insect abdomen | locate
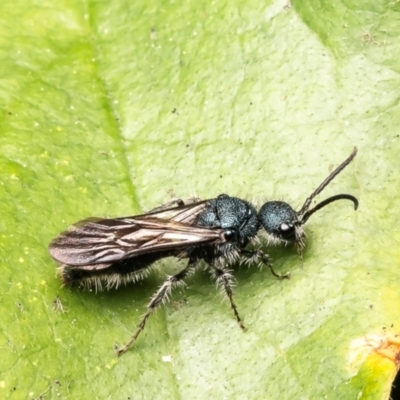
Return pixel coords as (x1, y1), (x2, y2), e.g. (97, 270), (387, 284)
(59, 251), (176, 290)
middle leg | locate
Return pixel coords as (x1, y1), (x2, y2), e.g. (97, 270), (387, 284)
(210, 265), (246, 331)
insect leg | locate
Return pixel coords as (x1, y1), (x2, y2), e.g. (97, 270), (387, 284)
(240, 249), (290, 279)
(210, 265), (246, 331)
(116, 256), (199, 356)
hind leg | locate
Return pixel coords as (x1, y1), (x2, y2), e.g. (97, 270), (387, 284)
(116, 256), (199, 356)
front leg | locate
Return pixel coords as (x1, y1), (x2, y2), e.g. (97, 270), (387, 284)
(240, 249), (290, 279)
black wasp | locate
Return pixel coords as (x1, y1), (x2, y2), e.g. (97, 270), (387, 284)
(49, 148), (358, 355)
(49, 195), (284, 356)
(259, 147), (358, 253)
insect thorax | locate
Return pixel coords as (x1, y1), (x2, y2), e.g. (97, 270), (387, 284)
(196, 195), (258, 247)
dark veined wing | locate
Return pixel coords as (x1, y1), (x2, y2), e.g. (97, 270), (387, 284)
(137, 198), (210, 224)
(49, 215), (225, 266)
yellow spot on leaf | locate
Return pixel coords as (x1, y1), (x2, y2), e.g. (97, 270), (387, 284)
(106, 359), (117, 369)
(348, 332), (400, 374)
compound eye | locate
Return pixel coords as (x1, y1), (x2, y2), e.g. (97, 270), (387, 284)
(280, 223), (291, 232)
(279, 223), (295, 240)
(224, 229), (238, 242)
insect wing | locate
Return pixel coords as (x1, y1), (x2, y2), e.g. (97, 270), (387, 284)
(139, 199), (210, 224)
(49, 216), (224, 266)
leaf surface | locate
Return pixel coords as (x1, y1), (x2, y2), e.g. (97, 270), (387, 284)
(1, 0), (399, 399)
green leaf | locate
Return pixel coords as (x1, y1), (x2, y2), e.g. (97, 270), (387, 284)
(1, 0), (399, 399)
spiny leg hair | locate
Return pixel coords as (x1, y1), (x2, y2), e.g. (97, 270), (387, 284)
(211, 265), (246, 331)
(116, 256), (199, 356)
(240, 249), (290, 279)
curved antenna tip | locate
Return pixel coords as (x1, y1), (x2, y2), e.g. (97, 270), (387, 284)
(300, 194), (359, 225)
